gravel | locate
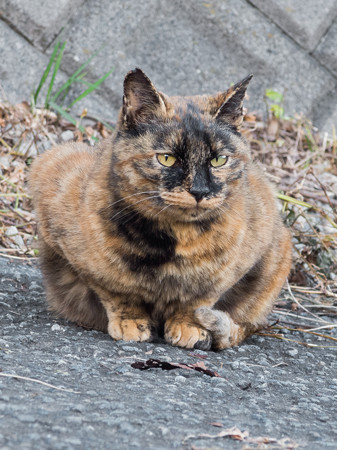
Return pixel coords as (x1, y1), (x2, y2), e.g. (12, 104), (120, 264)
(0, 256), (337, 449)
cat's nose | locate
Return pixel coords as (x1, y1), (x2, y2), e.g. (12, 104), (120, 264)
(190, 168), (211, 202)
(189, 185), (211, 202)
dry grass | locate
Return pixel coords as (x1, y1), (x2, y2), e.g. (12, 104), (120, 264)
(0, 101), (336, 339)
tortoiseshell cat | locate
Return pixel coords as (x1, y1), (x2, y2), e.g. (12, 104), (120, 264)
(29, 68), (291, 350)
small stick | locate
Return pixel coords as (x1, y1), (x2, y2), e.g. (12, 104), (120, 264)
(286, 281), (329, 323)
(305, 324), (337, 332)
(273, 325), (337, 342)
(289, 286), (328, 295)
(273, 309), (332, 324)
(0, 253), (36, 261)
(0, 373), (80, 393)
(257, 333), (337, 348)
(0, 137), (12, 150)
(0, 193), (31, 198)
(301, 304), (337, 311)
(310, 168), (336, 211)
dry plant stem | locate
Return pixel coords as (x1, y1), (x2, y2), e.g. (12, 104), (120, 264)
(286, 280), (329, 323)
(288, 189), (337, 207)
(0, 137), (12, 150)
(310, 168), (336, 211)
(0, 372), (79, 393)
(0, 193), (31, 198)
(0, 253), (38, 260)
(273, 325), (337, 342)
(0, 248), (26, 253)
(290, 286), (329, 295)
(305, 324), (337, 331)
(293, 247), (328, 286)
(274, 309), (332, 323)
(302, 304), (337, 311)
(257, 332), (337, 348)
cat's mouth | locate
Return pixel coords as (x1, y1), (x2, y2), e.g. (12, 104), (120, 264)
(158, 191), (224, 221)
(160, 191), (223, 210)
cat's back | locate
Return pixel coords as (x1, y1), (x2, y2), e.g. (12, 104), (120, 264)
(30, 141), (96, 193)
(29, 141), (98, 242)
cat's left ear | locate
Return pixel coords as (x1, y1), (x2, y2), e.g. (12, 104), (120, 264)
(122, 68), (167, 128)
(215, 74), (253, 129)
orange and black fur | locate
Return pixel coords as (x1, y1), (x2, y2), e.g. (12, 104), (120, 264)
(29, 68), (291, 350)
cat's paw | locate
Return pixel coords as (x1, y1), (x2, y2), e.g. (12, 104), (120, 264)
(108, 318), (152, 342)
(194, 307), (242, 350)
(164, 319), (212, 350)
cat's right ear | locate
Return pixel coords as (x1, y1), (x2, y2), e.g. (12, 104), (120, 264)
(214, 74), (253, 129)
(122, 68), (167, 128)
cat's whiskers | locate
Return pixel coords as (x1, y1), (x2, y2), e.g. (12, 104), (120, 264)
(216, 205), (245, 224)
(108, 195), (162, 222)
(151, 204), (173, 220)
(101, 190), (160, 212)
(117, 202), (163, 227)
(217, 201), (245, 221)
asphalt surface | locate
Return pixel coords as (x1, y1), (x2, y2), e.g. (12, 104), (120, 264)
(0, 256), (337, 449)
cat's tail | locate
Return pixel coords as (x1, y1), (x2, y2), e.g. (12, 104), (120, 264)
(194, 307), (258, 350)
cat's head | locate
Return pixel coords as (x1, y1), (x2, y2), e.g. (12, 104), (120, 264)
(110, 68), (253, 224)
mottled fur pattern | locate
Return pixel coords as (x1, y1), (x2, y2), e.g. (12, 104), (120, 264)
(29, 68), (292, 350)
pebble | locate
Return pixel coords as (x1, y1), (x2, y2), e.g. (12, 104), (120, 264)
(174, 375), (186, 383)
(0, 155), (11, 171)
(4, 229), (25, 248)
(51, 324), (62, 331)
(153, 347), (168, 353)
(287, 348), (299, 357)
(231, 361), (240, 369)
(121, 345), (142, 353)
(114, 365), (131, 374)
(60, 130), (75, 142)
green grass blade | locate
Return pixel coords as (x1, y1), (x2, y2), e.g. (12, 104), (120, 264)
(45, 41), (66, 108)
(49, 101), (86, 133)
(68, 68), (114, 108)
(33, 40), (61, 105)
(277, 193), (313, 209)
(51, 71), (88, 104)
(51, 47), (104, 103)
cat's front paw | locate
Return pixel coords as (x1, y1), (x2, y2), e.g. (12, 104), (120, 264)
(164, 318), (212, 350)
(108, 317), (152, 342)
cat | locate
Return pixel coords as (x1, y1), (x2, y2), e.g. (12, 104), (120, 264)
(29, 68), (292, 350)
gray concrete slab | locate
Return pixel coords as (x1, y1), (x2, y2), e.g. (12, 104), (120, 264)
(58, 0), (337, 131)
(248, 0), (337, 51)
(0, 20), (114, 121)
(315, 19), (337, 77)
(0, 0), (85, 50)
(0, 21), (48, 104)
(180, 0), (337, 131)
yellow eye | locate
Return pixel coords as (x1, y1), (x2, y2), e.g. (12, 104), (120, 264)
(157, 154), (177, 167)
(210, 155), (228, 168)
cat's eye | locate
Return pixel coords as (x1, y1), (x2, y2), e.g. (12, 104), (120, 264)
(210, 155), (228, 168)
(157, 154), (177, 167)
